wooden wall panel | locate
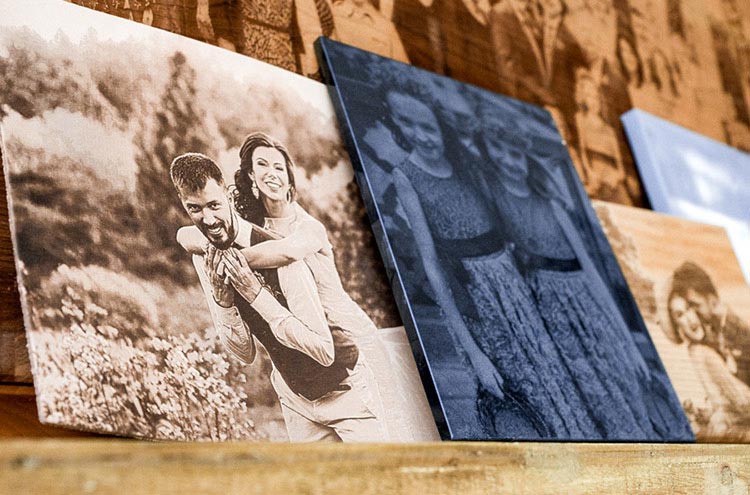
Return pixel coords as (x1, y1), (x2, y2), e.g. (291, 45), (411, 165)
(66, 0), (750, 206)
(0, 385), (97, 438)
(0, 151), (29, 383)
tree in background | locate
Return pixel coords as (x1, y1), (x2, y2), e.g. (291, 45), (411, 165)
(135, 51), (213, 284)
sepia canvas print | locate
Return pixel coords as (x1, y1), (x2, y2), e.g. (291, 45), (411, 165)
(596, 202), (750, 442)
(317, 38), (693, 441)
(0, 0), (438, 442)
(622, 109), (750, 284)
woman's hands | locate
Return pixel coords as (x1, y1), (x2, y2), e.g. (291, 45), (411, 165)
(450, 315), (506, 399)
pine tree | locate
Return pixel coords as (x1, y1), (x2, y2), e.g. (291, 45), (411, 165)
(135, 51), (212, 284)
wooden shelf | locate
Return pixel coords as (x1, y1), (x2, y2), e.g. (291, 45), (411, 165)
(2, 438), (749, 493)
(0, 385), (746, 493)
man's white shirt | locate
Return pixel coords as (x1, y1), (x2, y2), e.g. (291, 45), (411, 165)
(192, 216), (335, 367)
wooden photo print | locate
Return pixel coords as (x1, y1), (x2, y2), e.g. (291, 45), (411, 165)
(596, 201), (750, 442)
(0, 0), (436, 442)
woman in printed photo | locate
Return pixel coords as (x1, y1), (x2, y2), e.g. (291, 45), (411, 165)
(478, 106), (669, 439)
(665, 273), (750, 438)
(363, 72), (597, 439)
(176, 132), (409, 439)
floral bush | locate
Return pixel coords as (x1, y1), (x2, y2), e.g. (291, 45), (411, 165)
(28, 264), (285, 440)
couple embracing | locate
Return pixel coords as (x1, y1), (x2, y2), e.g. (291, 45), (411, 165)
(170, 132), (390, 442)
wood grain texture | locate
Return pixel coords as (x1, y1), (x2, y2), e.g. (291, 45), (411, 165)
(2, 440), (750, 494)
(0, 149), (30, 383)
(64, 0), (750, 207)
(0, 385), (98, 438)
(595, 201), (750, 443)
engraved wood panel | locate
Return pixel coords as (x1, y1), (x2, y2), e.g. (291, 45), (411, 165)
(65, 0), (750, 206)
(595, 200), (750, 442)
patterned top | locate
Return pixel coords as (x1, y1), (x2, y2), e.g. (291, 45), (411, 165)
(233, 0), (297, 71)
(400, 159), (495, 242)
(495, 188), (576, 260)
(236, 0), (294, 31)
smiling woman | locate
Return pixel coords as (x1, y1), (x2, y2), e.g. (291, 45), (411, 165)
(234, 132), (299, 223)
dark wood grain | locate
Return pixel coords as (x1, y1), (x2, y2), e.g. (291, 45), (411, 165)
(64, 0), (750, 206)
(0, 150), (29, 383)
(0, 385), (98, 438)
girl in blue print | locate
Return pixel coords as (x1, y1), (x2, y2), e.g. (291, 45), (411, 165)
(365, 73), (598, 439)
(477, 106), (664, 439)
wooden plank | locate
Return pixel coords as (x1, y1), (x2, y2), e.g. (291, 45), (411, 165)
(0, 386), (99, 438)
(0, 440), (749, 494)
(595, 201), (750, 443)
(0, 152), (29, 383)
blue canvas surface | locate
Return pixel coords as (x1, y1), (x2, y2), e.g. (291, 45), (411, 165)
(622, 109), (750, 283)
(317, 37), (694, 442)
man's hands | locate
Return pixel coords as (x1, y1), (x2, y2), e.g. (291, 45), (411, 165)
(206, 246), (265, 306)
(222, 248), (263, 304)
(206, 245), (234, 307)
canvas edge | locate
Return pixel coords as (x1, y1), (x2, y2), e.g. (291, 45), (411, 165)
(620, 109), (671, 213)
(314, 37), (455, 441)
(316, 40), (695, 442)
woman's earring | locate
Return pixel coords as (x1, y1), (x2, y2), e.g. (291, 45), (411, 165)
(287, 186), (294, 203)
(251, 177), (259, 199)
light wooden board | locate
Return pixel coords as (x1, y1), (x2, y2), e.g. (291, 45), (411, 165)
(2, 439), (750, 494)
(1, 382), (749, 493)
(595, 200), (750, 443)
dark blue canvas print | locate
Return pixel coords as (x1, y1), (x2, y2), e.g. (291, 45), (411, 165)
(317, 37), (694, 442)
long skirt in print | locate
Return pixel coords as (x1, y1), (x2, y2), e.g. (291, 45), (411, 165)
(528, 268), (657, 440)
(461, 249), (599, 439)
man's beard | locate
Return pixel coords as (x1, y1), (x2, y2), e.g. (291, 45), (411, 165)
(202, 212), (238, 250)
